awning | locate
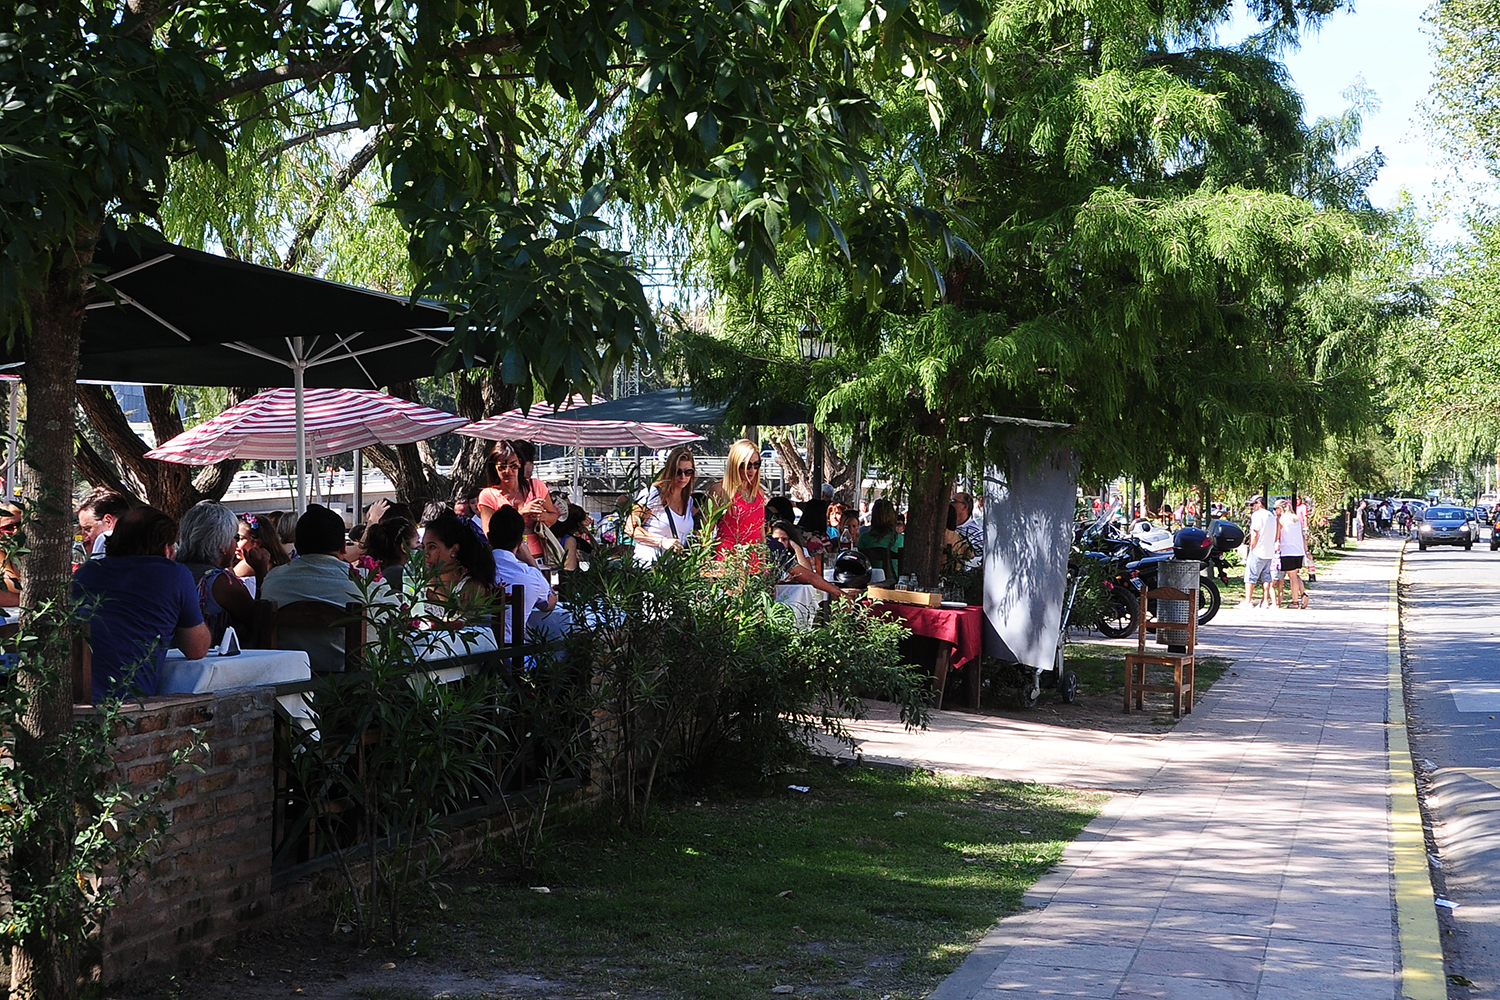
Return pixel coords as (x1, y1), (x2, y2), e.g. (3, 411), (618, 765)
(546, 388), (810, 427)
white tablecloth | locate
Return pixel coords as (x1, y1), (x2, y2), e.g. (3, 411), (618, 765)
(160, 647), (311, 695)
(411, 626), (500, 685)
(775, 584), (827, 629)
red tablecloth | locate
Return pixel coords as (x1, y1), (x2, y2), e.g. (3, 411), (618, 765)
(871, 602), (984, 669)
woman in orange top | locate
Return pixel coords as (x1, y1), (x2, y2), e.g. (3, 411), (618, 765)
(709, 438), (766, 559)
(477, 440), (559, 566)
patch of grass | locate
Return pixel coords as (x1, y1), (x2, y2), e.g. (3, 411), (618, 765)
(410, 761), (1106, 1000)
(1064, 642), (1231, 702)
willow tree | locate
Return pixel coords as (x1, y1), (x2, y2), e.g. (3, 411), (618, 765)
(687, 0), (1375, 585)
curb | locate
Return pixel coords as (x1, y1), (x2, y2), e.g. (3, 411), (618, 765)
(1388, 539), (1446, 1000)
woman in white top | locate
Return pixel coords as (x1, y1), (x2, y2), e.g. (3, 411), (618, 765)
(1276, 498), (1309, 609)
(629, 445), (697, 565)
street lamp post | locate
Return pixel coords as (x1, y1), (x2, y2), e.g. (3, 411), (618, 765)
(797, 318), (834, 498)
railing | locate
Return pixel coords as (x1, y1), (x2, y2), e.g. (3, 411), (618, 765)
(269, 594), (573, 876)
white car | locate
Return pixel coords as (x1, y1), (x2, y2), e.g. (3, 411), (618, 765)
(230, 471), (272, 492)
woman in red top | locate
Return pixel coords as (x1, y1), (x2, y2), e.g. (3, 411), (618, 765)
(710, 438), (766, 559)
(477, 440), (560, 565)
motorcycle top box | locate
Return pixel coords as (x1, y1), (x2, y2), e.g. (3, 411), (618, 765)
(1208, 518), (1245, 551)
(1172, 526), (1211, 561)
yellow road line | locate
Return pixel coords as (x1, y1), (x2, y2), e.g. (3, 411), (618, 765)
(1390, 540), (1447, 1000)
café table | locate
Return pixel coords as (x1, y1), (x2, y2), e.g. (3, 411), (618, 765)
(411, 625), (500, 685)
(870, 601), (984, 710)
(774, 583), (826, 629)
(160, 646), (312, 695)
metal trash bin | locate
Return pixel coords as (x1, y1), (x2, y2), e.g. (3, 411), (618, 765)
(1156, 559), (1199, 652)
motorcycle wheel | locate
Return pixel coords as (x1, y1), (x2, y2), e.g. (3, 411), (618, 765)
(1197, 575), (1222, 626)
(1097, 590), (1140, 639)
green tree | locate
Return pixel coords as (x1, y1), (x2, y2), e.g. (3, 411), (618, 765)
(689, 1), (1373, 585)
(1427, 0), (1500, 171)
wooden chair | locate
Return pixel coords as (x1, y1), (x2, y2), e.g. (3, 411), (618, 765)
(252, 600), (365, 671)
(860, 545), (896, 583)
(487, 587), (529, 679)
(1123, 582), (1196, 717)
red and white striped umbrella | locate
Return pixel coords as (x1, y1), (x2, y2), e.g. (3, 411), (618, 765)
(457, 398), (703, 449)
(145, 387), (468, 464)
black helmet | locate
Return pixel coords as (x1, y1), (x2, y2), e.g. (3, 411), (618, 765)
(1171, 526), (1211, 562)
(832, 550), (872, 588)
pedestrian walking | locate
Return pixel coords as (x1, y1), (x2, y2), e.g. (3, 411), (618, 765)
(1275, 498), (1308, 608)
(1242, 495), (1278, 610)
(1354, 499), (1367, 542)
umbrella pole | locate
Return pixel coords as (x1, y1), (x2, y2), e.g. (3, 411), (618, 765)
(294, 340), (307, 514)
(573, 427), (582, 508)
(353, 449), (363, 522)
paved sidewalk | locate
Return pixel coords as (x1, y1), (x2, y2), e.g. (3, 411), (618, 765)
(839, 538), (1417, 1000)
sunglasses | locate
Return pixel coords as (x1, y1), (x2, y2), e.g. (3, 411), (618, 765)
(743, 461), (762, 470)
(494, 462), (520, 472)
(676, 467), (696, 477)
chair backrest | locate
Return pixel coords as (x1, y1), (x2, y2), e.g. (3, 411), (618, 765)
(487, 587), (529, 650)
(861, 545), (896, 581)
(1137, 584), (1198, 653)
(252, 599), (365, 670)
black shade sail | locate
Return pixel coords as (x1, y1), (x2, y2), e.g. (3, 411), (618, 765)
(550, 388), (810, 427)
(0, 237), (457, 387)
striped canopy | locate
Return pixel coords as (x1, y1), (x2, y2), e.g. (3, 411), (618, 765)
(145, 387), (467, 464)
(458, 397), (704, 449)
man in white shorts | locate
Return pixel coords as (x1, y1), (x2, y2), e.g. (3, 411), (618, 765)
(1243, 495), (1279, 609)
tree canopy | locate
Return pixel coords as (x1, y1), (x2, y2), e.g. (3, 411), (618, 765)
(684, 0), (1375, 581)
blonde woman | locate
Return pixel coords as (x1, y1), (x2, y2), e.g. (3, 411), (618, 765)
(629, 445), (698, 565)
(709, 438), (766, 559)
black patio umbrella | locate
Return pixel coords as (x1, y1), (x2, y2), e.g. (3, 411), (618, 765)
(0, 236), (462, 509)
(550, 387), (810, 427)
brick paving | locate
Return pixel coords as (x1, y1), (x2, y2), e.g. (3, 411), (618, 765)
(840, 539), (1405, 1000)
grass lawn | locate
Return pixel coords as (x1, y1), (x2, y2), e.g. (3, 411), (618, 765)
(392, 761), (1106, 1000)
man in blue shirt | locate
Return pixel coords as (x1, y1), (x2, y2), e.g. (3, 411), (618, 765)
(73, 505), (210, 703)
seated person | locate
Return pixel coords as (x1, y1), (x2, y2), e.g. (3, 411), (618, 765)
(858, 498), (900, 577)
(260, 504), (364, 673)
(487, 506), (564, 644)
(0, 504), (22, 608)
(175, 501), (256, 643)
(76, 486), (130, 559)
(553, 503), (594, 571)
(73, 506), (211, 702)
(765, 495), (796, 524)
(767, 520), (845, 599)
(233, 512), (291, 596)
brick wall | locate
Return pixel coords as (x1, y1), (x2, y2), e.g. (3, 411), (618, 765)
(87, 685), (595, 986)
(95, 689), (277, 984)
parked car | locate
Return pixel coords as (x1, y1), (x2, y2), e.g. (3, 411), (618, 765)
(1415, 506), (1480, 551)
(229, 470), (273, 492)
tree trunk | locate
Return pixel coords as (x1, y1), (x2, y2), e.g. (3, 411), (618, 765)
(10, 239), (91, 1000)
(448, 368), (516, 498)
(75, 384), (246, 518)
(902, 445), (952, 588)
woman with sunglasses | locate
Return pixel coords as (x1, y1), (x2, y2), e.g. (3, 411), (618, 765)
(478, 440), (560, 566)
(709, 438), (767, 559)
(629, 445), (698, 565)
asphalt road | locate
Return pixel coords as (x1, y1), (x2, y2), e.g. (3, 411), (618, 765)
(1402, 532), (1500, 997)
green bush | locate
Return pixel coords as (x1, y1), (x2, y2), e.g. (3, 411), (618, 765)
(563, 537), (926, 823)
